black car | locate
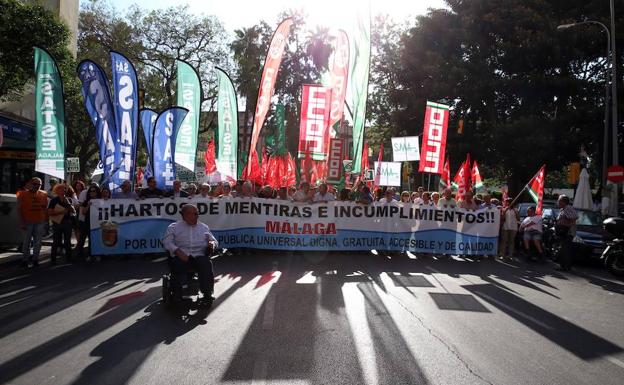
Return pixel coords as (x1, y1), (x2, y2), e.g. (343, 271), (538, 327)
(542, 207), (611, 261)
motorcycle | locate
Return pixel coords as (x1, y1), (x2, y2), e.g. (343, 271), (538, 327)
(601, 217), (624, 277)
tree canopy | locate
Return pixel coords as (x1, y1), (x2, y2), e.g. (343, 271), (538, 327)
(5, 0), (624, 189)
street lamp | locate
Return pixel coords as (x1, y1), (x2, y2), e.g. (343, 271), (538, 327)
(557, 21), (611, 191)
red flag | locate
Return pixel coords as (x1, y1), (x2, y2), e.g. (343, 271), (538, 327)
(361, 142), (370, 178)
(527, 165), (546, 214)
(439, 157), (451, 189)
(136, 167), (144, 185)
(301, 149), (318, 185)
(472, 160), (484, 189)
(419, 101), (449, 174)
(260, 146), (268, 184)
(373, 143), (384, 188)
(453, 154), (471, 201)
(286, 153), (297, 187)
(245, 18), (294, 181)
(204, 140), (216, 174)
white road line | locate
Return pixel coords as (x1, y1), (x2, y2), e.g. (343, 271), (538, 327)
(0, 294), (34, 309)
(474, 291), (554, 331)
(250, 359), (268, 385)
(262, 290), (277, 331)
(606, 356), (624, 370)
(0, 285), (36, 299)
(0, 274), (29, 285)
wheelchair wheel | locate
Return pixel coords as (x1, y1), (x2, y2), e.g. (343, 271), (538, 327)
(162, 274), (172, 306)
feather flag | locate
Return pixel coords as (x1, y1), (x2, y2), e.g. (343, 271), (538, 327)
(244, 18), (293, 182)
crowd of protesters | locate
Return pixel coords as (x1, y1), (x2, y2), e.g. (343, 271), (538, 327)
(16, 175), (574, 271)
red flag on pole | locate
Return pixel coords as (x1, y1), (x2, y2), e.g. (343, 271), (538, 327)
(453, 154), (471, 201)
(205, 140), (216, 174)
(439, 157), (451, 189)
(527, 165), (546, 214)
(260, 146), (270, 185)
(361, 142), (370, 177)
(472, 160), (484, 190)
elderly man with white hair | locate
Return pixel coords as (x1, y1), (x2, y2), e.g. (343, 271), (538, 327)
(163, 204), (218, 305)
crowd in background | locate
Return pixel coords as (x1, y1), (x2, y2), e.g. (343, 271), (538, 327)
(18, 175), (542, 268)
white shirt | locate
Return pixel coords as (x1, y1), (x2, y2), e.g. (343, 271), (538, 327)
(313, 192), (335, 202)
(437, 197), (456, 209)
(379, 197), (396, 204)
(163, 220), (218, 257)
(521, 215), (542, 233)
(503, 208), (519, 231)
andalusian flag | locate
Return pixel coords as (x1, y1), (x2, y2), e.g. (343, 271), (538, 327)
(472, 161), (484, 189)
(527, 165), (546, 214)
(440, 158), (451, 189)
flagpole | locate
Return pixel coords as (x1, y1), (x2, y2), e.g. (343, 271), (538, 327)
(509, 166), (544, 207)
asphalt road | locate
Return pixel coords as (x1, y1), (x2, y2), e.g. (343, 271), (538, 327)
(0, 248), (623, 385)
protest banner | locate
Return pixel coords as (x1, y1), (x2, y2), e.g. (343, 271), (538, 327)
(298, 84), (332, 160)
(419, 101), (449, 174)
(373, 161), (402, 186)
(90, 198), (499, 255)
(391, 136), (420, 162)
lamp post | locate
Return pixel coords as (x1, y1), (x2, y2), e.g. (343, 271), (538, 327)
(557, 21), (611, 191)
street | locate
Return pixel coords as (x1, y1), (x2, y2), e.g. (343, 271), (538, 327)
(0, 248), (623, 385)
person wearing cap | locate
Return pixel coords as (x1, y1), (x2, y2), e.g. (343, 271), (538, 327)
(199, 183), (212, 198)
(17, 177), (48, 267)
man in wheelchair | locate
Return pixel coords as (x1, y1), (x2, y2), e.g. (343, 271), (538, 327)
(163, 204), (218, 306)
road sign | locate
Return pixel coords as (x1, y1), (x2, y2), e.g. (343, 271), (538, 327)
(607, 165), (624, 183)
(66, 157), (80, 173)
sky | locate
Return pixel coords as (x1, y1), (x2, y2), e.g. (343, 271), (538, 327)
(101, 0), (449, 31)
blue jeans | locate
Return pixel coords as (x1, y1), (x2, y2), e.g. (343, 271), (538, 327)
(22, 222), (46, 262)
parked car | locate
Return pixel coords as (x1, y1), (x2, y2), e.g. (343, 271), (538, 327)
(542, 207), (611, 262)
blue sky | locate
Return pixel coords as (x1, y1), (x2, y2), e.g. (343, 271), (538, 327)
(100, 0), (448, 31)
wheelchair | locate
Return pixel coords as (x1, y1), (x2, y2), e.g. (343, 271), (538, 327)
(162, 247), (219, 308)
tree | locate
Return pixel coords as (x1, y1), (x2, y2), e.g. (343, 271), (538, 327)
(126, 4), (230, 113)
(367, 0), (624, 192)
(0, 0), (71, 101)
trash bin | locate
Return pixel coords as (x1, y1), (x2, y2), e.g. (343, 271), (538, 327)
(0, 193), (22, 250)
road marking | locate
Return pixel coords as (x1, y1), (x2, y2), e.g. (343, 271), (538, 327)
(151, 257), (167, 263)
(474, 291), (554, 331)
(50, 263), (72, 270)
(0, 274), (29, 285)
(606, 356), (624, 369)
(251, 359), (268, 385)
(0, 294), (34, 308)
(0, 285), (36, 299)
(261, 261), (279, 330)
